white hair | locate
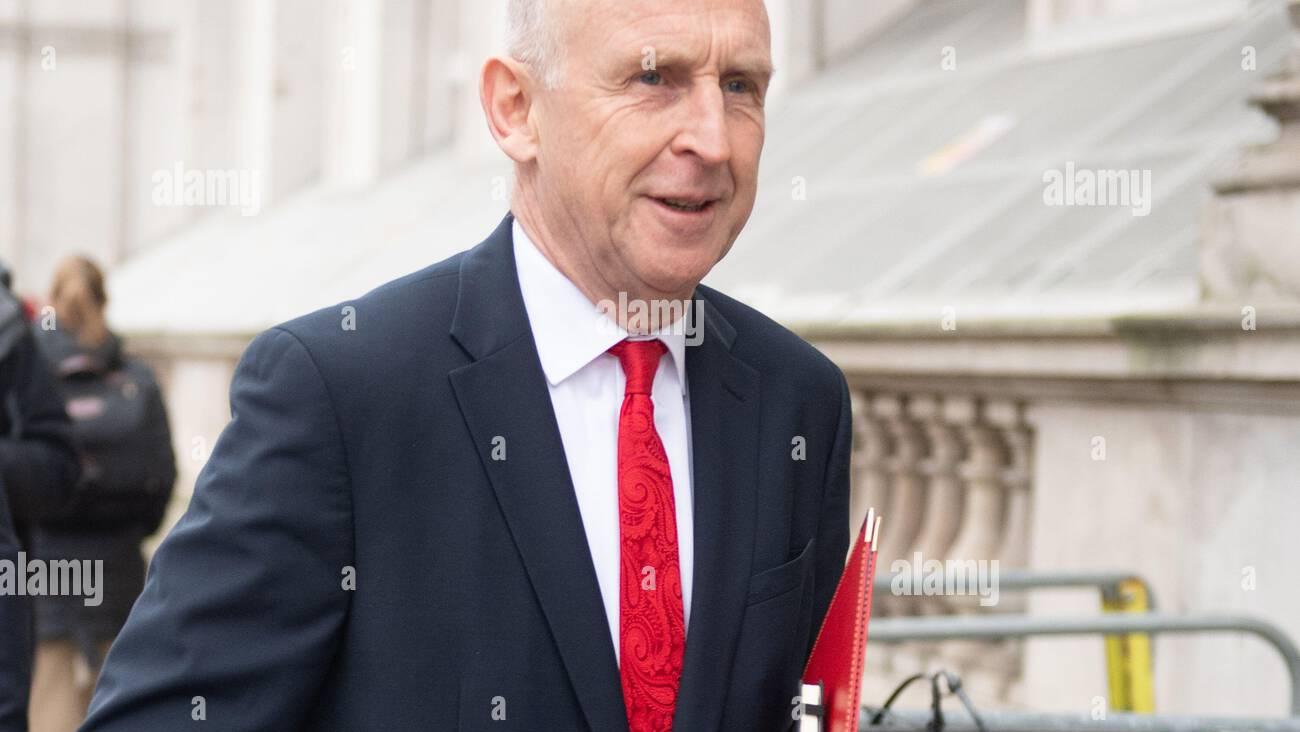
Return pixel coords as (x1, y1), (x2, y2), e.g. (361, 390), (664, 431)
(506, 0), (565, 90)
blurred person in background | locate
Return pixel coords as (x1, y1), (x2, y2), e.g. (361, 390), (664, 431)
(0, 261), (81, 732)
(28, 257), (176, 732)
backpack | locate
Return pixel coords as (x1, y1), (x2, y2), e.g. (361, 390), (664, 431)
(39, 330), (176, 534)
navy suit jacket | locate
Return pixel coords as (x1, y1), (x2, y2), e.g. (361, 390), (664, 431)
(82, 213), (851, 732)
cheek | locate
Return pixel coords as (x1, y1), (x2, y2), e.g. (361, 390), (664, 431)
(588, 106), (670, 190)
(614, 141), (673, 195)
(731, 123), (766, 186)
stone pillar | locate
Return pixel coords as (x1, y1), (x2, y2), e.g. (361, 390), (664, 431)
(873, 394), (928, 606)
(8, 1), (128, 290)
(913, 395), (968, 565)
(941, 399), (1010, 696)
(872, 394), (930, 676)
(988, 399), (1035, 699)
(906, 394), (966, 613)
(323, 0), (384, 187)
(988, 400), (1034, 588)
(943, 399), (1007, 592)
(903, 394), (965, 666)
(1201, 0), (1300, 303)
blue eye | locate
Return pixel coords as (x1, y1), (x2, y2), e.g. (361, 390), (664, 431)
(725, 78), (752, 94)
(639, 70), (663, 86)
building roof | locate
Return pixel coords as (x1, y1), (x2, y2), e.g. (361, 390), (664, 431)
(108, 0), (1293, 336)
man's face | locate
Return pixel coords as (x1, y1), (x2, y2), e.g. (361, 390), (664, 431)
(531, 0), (772, 299)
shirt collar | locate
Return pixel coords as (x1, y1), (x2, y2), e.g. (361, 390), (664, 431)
(512, 218), (688, 394)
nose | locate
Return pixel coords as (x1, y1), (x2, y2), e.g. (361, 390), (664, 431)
(670, 81), (732, 166)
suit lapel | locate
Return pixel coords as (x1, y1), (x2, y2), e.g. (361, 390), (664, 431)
(449, 214), (629, 732)
(671, 296), (761, 732)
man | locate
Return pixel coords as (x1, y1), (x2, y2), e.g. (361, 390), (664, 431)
(0, 265), (81, 732)
(82, 1), (851, 730)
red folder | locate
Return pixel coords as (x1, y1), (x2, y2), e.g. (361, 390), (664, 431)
(799, 509), (882, 732)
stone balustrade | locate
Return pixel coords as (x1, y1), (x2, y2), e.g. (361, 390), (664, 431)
(849, 388), (1034, 705)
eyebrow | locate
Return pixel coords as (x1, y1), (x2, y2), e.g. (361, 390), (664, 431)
(729, 58), (776, 80)
(626, 50), (775, 80)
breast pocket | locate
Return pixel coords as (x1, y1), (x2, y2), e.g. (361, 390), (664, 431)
(746, 536), (816, 606)
(727, 536), (817, 731)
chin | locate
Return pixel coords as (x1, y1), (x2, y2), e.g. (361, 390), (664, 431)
(616, 214), (731, 292)
(632, 254), (720, 297)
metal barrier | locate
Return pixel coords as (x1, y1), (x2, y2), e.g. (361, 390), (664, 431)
(869, 613), (1300, 715)
(861, 708), (1300, 731)
(873, 570), (1159, 611)
(1101, 579), (1154, 712)
(874, 570), (1161, 709)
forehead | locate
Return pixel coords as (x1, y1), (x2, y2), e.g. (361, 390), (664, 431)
(568, 0), (772, 71)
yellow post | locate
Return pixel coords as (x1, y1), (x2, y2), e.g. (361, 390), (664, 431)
(1101, 579), (1155, 712)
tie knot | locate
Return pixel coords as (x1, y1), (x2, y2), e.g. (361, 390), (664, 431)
(608, 338), (667, 395)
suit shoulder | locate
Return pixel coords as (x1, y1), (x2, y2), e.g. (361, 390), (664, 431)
(699, 284), (846, 392)
(267, 252), (466, 349)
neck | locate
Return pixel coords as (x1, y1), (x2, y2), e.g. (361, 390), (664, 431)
(510, 182), (695, 334)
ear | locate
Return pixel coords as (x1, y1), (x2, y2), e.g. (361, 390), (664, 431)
(480, 56), (540, 164)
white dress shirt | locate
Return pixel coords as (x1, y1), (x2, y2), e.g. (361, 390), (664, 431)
(512, 219), (694, 666)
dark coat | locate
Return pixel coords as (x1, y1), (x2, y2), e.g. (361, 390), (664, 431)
(0, 291), (81, 732)
(32, 327), (177, 661)
(82, 213), (852, 732)
(0, 485), (31, 732)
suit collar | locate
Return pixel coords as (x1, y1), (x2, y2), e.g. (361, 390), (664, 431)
(449, 212), (533, 360)
(452, 212), (726, 370)
(510, 217), (688, 394)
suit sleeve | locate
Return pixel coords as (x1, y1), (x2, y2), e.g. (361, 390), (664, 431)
(0, 326), (80, 521)
(804, 370), (853, 663)
(81, 327), (354, 732)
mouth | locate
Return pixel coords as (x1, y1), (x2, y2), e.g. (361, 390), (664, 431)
(650, 196), (718, 214)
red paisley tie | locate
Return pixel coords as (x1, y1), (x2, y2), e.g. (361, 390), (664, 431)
(609, 338), (685, 732)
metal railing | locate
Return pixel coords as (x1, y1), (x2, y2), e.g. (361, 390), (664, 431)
(875, 568), (1161, 708)
(873, 569), (1158, 610)
(869, 613), (1300, 715)
(861, 708), (1300, 731)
